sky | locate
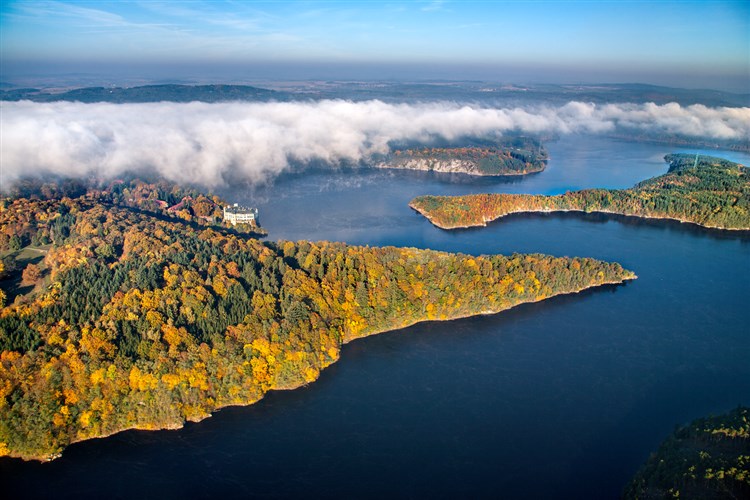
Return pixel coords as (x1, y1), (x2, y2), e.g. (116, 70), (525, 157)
(1, 1), (749, 90)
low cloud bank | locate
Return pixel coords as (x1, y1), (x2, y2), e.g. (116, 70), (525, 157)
(2, 99), (748, 188)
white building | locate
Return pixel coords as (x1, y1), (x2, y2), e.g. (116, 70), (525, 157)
(223, 203), (259, 225)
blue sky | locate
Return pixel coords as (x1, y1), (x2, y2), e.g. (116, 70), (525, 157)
(1, 1), (748, 89)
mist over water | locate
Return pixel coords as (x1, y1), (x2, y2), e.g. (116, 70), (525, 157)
(1, 99), (748, 189)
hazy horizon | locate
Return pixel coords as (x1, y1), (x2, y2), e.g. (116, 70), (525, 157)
(2, 60), (749, 94)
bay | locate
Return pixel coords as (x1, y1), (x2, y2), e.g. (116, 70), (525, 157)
(4, 135), (749, 499)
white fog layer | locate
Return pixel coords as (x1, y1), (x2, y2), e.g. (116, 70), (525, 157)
(1, 100), (748, 188)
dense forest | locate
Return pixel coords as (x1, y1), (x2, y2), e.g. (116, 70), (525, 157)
(0, 180), (634, 460)
(1, 176), (265, 246)
(377, 138), (548, 176)
(624, 406), (750, 499)
(410, 154), (749, 230)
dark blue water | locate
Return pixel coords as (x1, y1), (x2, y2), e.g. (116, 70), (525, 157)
(3, 135), (749, 499)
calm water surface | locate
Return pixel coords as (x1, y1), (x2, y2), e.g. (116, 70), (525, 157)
(4, 135), (750, 499)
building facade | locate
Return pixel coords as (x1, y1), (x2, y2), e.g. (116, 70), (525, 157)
(223, 204), (258, 225)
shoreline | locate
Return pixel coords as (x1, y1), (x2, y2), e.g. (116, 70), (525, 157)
(340, 274), (636, 344)
(409, 203), (750, 232)
(4, 272), (634, 463)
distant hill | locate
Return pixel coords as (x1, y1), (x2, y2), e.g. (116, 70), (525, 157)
(0, 84), (286, 103)
(282, 81), (750, 108)
(541, 83), (750, 108)
(2, 81), (747, 107)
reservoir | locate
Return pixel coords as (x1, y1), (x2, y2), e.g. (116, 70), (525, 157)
(4, 135), (749, 499)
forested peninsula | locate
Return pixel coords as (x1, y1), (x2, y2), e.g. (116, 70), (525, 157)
(624, 406), (750, 499)
(410, 154), (749, 230)
(375, 138), (548, 176)
(0, 179), (634, 461)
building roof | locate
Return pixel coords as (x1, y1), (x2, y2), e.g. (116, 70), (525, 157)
(224, 204), (257, 215)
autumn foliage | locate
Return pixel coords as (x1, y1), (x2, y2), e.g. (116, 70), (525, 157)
(410, 154), (750, 230)
(0, 180), (634, 460)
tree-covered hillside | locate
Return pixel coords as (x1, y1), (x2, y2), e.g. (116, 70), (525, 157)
(0, 182), (634, 460)
(410, 154), (749, 230)
(624, 406), (750, 499)
(378, 138), (548, 176)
